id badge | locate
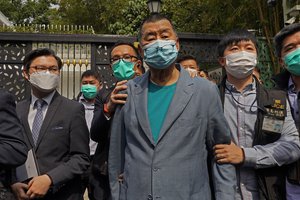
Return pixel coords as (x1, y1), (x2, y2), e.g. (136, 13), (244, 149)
(262, 116), (284, 133)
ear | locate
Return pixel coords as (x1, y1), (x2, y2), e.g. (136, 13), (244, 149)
(138, 43), (144, 58)
(279, 57), (285, 69)
(22, 69), (30, 81)
(176, 38), (180, 51)
(134, 60), (143, 76)
(218, 57), (226, 67)
(135, 60), (142, 68)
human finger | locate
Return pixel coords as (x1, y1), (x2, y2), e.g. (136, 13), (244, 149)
(113, 85), (128, 94)
(214, 149), (227, 155)
(216, 158), (229, 164)
(116, 80), (128, 86)
(213, 144), (227, 150)
(111, 93), (127, 101)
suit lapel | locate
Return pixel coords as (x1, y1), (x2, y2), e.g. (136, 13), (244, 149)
(157, 69), (194, 143)
(19, 100), (35, 148)
(35, 92), (61, 149)
(133, 72), (155, 145)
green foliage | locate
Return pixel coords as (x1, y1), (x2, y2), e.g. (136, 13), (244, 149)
(160, 0), (260, 34)
(0, 0), (283, 37)
(0, 0), (59, 24)
(108, 0), (149, 35)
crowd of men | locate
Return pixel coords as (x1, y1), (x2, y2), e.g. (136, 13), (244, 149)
(2, 13), (300, 200)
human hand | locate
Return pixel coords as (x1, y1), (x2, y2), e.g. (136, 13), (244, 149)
(11, 182), (29, 200)
(26, 175), (52, 199)
(106, 80), (128, 116)
(214, 141), (245, 164)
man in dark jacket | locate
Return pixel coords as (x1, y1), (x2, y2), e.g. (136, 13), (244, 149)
(273, 23), (300, 200)
(215, 29), (300, 200)
(90, 42), (144, 200)
(0, 89), (27, 200)
(11, 48), (90, 200)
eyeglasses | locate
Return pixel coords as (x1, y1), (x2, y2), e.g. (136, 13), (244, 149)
(30, 65), (60, 73)
(110, 55), (138, 65)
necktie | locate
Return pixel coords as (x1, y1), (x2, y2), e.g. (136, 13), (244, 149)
(32, 99), (46, 145)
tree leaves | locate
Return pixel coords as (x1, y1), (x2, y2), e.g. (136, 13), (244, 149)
(0, 0), (283, 37)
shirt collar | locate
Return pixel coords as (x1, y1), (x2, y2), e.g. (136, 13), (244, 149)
(78, 94), (95, 107)
(288, 76), (296, 93)
(225, 78), (256, 93)
(31, 90), (56, 106)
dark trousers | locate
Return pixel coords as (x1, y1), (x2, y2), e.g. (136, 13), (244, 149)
(82, 156), (111, 200)
(88, 174), (110, 200)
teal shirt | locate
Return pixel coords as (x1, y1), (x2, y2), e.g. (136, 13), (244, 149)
(148, 81), (177, 143)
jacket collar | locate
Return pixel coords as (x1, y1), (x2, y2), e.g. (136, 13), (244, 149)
(272, 70), (291, 90)
(132, 65), (194, 145)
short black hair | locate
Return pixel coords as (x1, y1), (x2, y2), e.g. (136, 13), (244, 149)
(176, 55), (198, 64)
(138, 13), (177, 42)
(274, 23), (300, 57)
(81, 70), (101, 82)
(23, 48), (63, 71)
(109, 41), (140, 61)
(217, 29), (258, 57)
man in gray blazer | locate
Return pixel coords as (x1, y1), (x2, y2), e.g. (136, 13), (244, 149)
(108, 14), (236, 200)
(11, 48), (90, 200)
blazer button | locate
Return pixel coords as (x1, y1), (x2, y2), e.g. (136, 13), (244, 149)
(147, 194), (153, 200)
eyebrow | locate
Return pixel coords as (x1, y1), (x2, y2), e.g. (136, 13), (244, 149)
(143, 27), (172, 37)
(282, 42), (295, 50)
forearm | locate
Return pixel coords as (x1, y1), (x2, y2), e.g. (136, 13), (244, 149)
(243, 139), (300, 168)
(47, 153), (90, 185)
(212, 161), (236, 200)
(90, 108), (112, 142)
(244, 103), (300, 168)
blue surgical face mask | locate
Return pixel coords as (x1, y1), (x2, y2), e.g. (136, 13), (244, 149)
(143, 39), (178, 69)
(112, 59), (135, 81)
(81, 84), (98, 99)
(284, 48), (300, 76)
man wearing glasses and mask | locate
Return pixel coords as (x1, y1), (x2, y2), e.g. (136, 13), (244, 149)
(11, 48), (90, 200)
(89, 42), (144, 200)
(108, 14), (236, 200)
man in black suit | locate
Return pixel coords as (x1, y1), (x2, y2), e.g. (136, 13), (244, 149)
(0, 89), (27, 200)
(90, 42), (144, 200)
(11, 48), (90, 200)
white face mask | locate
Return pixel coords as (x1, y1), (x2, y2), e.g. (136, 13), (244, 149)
(185, 68), (198, 76)
(225, 51), (257, 79)
(29, 72), (60, 93)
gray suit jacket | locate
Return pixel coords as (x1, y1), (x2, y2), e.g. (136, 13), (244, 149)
(109, 68), (236, 200)
(16, 91), (90, 200)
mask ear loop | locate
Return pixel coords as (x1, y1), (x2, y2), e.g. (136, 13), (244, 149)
(225, 84), (266, 113)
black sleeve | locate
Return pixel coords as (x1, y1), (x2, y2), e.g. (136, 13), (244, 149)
(90, 88), (112, 147)
(0, 90), (28, 168)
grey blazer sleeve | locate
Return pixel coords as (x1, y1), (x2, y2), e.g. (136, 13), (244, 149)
(0, 90), (27, 168)
(206, 85), (236, 200)
(108, 104), (126, 200)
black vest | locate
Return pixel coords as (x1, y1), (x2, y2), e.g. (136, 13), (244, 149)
(273, 70), (300, 186)
(219, 77), (287, 200)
